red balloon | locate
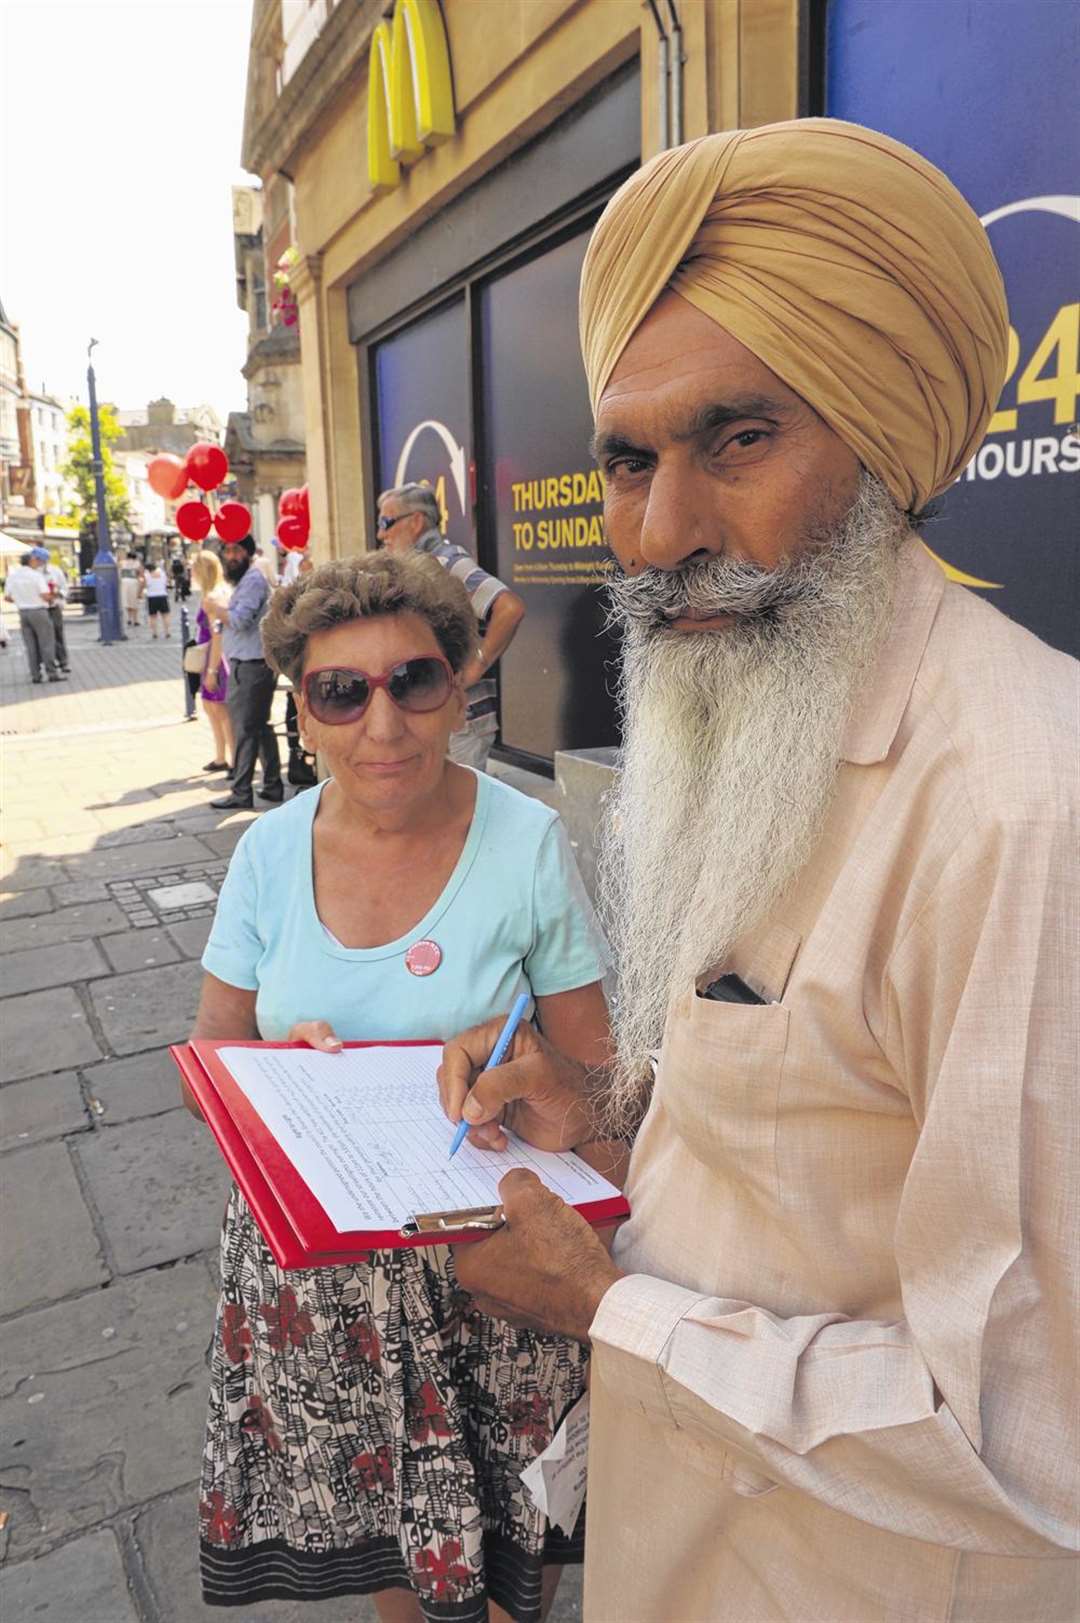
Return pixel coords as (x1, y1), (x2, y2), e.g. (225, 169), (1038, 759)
(185, 442), (229, 492)
(277, 514), (310, 551)
(176, 500), (212, 542)
(279, 486), (309, 523)
(212, 501), (253, 544)
(147, 453), (188, 500)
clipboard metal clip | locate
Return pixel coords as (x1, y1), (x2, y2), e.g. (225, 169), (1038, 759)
(400, 1204), (505, 1238)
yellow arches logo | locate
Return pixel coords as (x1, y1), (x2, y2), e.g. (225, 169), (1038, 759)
(368, 0), (455, 194)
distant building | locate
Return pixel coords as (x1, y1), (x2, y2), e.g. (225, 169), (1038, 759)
(115, 398), (223, 459)
(111, 449), (167, 538)
(0, 295), (35, 524)
(27, 390), (74, 518)
(113, 399), (223, 535)
(224, 184), (306, 545)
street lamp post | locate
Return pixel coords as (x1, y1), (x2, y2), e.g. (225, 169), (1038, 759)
(87, 339), (124, 643)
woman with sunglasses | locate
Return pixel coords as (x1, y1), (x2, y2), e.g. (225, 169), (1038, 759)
(187, 551), (617, 1623)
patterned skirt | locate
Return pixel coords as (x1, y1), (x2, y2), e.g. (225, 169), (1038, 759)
(200, 1188), (588, 1619)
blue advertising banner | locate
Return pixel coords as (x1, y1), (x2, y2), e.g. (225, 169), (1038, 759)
(482, 228), (620, 762)
(827, 0), (1079, 656)
(373, 297), (471, 552)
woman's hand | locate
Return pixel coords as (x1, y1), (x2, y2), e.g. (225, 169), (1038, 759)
(286, 1019), (343, 1053)
(438, 1018), (594, 1152)
(204, 666), (219, 694)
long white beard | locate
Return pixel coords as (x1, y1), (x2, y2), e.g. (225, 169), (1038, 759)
(596, 473), (908, 1133)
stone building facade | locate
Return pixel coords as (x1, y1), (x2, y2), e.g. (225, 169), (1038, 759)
(28, 391), (74, 519)
(225, 184), (306, 545)
(115, 399), (223, 460)
(0, 295), (35, 525)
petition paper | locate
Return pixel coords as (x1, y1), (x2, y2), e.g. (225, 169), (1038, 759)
(219, 1044), (619, 1234)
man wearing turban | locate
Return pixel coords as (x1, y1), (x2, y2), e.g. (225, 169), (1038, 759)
(445, 121), (1078, 1619)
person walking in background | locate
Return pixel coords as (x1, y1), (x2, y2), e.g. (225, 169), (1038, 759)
(205, 534), (282, 812)
(376, 482), (525, 772)
(120, 551), (143, 629)
(171, 550), (191, 602)
(35, 547), (71, 674)
(144, 558), (171, 639)
(3, 550), (66, 683)
(190, 549), (234, 777)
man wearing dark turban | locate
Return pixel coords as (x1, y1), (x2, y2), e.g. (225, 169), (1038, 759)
(444, 122), (1078, 1619)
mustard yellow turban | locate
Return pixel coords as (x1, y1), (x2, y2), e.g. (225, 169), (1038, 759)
(579, 119), (1009, 513)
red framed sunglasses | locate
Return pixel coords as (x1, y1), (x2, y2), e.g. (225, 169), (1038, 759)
(301, 656), (455, 725)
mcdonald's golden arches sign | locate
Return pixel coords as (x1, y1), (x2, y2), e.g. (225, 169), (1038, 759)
(368, 0), (455, 193)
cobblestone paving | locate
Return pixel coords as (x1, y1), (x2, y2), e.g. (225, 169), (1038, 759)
(0, 605), (196, 737)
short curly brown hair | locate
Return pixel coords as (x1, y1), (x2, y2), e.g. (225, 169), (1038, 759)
(260, 550), (478, 685)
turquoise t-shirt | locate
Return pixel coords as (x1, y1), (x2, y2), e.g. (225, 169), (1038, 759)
(201, 771), (609, 1042)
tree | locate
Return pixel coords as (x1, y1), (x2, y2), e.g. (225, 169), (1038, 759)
(62, 403), (130, 534)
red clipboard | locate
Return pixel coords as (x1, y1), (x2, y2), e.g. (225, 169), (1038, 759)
(171, 1039), (630, 1270)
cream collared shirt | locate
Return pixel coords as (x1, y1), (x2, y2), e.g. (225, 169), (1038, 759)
(586, 541), (1079, 1621)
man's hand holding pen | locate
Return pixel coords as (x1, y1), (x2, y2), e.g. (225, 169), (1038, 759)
(438, 1018), (598, 1153)
(440, 1018), (625, 1342)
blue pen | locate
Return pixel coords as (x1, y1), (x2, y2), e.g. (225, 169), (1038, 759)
(448, 990), (531, 1158)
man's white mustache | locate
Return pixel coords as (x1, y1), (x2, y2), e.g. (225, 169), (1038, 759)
(606, 553), (823, 628)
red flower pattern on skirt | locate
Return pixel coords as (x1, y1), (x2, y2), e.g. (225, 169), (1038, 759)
(351, 1443), (394, 1492)
(507, 1393), (551, 1451)
(221, 1303), (252, 1364)
(240, 1393), (282, 1452)
(413, 1538), (472, 1602)
(258, 1285), (314, 1352)
(407, 1378), (452, 1443)
(344, 1317), (381, 1366)
(200, 1489), (239, 1545)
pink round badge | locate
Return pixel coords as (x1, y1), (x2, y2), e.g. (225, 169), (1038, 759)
(405, 939), (442, 977)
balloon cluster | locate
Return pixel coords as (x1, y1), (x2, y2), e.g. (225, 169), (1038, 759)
(146, 445), (310, 553)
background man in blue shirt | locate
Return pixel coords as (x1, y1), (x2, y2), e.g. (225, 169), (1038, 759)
(205, 534), (283, 811)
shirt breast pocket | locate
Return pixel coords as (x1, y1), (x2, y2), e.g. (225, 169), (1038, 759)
(657, 985), (791, 1206)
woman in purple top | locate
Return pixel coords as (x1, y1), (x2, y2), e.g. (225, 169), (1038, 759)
(191, 551), (234, 774)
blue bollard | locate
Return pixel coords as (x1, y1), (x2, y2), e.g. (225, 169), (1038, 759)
(93, 550), (124, 644)
(86, 349), (125, 645)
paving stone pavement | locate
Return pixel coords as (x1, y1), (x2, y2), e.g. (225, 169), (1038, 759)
(0, 608), (194, 740)
(0, 622), (584, 1622)
(0, 1528), (140, 1623)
